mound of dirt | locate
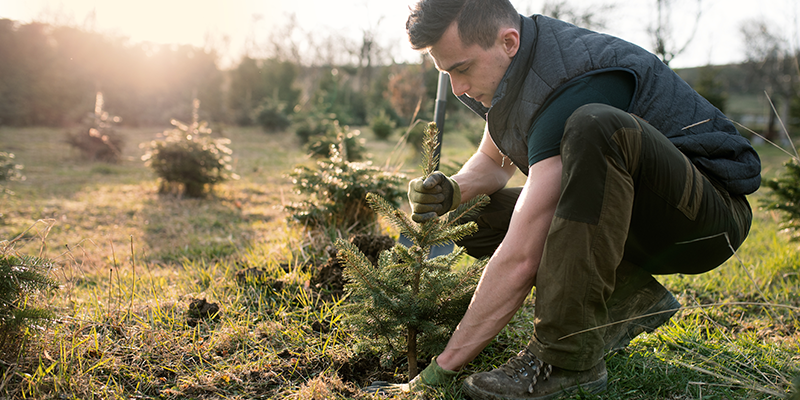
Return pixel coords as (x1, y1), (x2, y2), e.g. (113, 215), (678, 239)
(310, 234), (395, 295)
(187, 298), (221, 327)
(234, 267), (286, 290)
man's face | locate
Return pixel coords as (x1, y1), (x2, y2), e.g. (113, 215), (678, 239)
(429, 22), (517, 108)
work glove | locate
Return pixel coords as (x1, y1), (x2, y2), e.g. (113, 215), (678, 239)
(362, 358), (458, 395)
(408, 172), (461, 223)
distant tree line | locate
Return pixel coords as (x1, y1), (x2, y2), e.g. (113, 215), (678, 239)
(0, 18), (451, 130)
(0, 19), (223, 126)
(2, 11), (797, 138)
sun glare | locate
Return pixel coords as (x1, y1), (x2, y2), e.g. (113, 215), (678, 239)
(13, 0), (256, 48)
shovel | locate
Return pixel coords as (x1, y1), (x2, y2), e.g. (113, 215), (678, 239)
(398, 71), (455, 257)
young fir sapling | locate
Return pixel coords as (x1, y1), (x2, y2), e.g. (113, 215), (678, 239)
(0, 253), (58, 356)
(141, 98), (238, 198)
(336, 122), (490, 378)
(762, 158), (800, 240)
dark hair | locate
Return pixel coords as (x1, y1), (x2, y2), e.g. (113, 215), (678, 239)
(406, 0), (519, 50)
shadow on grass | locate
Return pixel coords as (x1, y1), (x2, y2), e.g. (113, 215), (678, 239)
(140, 191), (270, 264)
(427, 334), (795, 400)
(600, 342), (793, 400)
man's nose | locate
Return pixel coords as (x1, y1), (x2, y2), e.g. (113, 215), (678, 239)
(449, 75), (468, 96)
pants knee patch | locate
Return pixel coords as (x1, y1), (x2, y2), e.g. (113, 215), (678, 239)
(562, 103), (632, 150)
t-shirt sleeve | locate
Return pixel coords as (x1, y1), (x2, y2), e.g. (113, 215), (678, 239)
(527, 70), (635, 167)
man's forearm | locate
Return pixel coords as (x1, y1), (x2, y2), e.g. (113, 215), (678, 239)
(452, 150), (515, 203)
(436, 156), (563, 372)
(436, 252), (537, 371)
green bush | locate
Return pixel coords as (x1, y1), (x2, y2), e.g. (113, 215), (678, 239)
(141, 99), (238, 198)
(305, 119), (367, 162)
(292, 112), (339, 144)
(255, 97), (291, 133)
(369, 110), (396, 141)
(285, 145), (405, 236)
(66, 92), (124, 163)
(0, 152), (24, 183)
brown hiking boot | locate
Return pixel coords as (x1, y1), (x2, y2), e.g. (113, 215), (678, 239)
(603, 278), (681, 353)
(462, 349), (607, 400)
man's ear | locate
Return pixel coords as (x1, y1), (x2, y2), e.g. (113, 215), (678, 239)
(499, 28), (520, 58)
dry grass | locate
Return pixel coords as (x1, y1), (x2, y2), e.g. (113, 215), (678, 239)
(0, 124), (798, 399)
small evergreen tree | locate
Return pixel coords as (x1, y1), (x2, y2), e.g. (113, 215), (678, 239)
(305, 119), (367, 162)
(255, 96), (291, 132)
(336, 122), (490, 378)
(142, 98), (238, 198)
(66, 91), (124, 163)
(0, 253), (58, 360)
(0, 152), (25, 198)
(0, 152), (24, 184)
(693, 65), (728, 113)
(285, 143), (404, 235)
(761, 158), (800, 240)
(369, 110), (396, 141)
(293, 112), (338, 145)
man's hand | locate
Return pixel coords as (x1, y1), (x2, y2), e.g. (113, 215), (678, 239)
(408, 172), (462, 222)
(362, 358), (458, 395)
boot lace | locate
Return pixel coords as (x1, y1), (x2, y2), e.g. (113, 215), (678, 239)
(499, 350), (553, 394)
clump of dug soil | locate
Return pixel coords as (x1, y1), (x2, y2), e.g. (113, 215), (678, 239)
(234, 267), (287, 291)
(310, 234), (395, 296)
(187, 298), (221, 327)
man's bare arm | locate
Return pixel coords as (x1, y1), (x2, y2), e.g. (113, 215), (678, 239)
(452, 123), (517, 202)
(436, 155), (563, 371)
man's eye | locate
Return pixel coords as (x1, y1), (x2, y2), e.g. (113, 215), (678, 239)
(457, 67), (470, 74)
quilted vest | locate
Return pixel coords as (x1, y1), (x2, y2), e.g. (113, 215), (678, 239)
(458, 14), (761, 195)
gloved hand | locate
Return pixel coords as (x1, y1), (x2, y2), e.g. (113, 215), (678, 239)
(362, 358), (458, 395)
(408, 172), (461, 223)
(410, 357), (459, 389)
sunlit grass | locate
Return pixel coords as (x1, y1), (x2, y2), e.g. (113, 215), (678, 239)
(0, 126), (798, 399)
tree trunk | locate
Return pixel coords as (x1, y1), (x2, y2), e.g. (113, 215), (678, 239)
(780, 96), (792, 145)
(408, 264), (421, 378)
(766, 107), (777, 142)
(408, 326), (418, 378)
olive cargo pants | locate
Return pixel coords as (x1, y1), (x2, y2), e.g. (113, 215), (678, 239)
(457, 104), (753, 371)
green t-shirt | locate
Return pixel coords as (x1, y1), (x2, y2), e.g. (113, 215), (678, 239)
(527, 70), (636, 167)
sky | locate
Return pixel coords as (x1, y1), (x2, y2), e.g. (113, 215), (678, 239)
(1, 0), (798, 69)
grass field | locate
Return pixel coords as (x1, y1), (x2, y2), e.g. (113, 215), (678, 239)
(0, 123), (798, 399)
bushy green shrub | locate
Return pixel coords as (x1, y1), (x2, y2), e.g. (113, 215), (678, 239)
(255, 97), (291, 132)
(285, 145), (405, 235)
(0, 152), (24, 183)
(369, 110), (396, 141)
(293, 112), (339, 144)
(305, 120), (367, 161)
(66, 92), (124, 163)
(141, 99), (238, 198)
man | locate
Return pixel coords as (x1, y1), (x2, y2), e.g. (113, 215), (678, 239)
(396, 0), (761, 398)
